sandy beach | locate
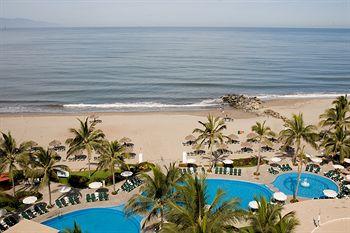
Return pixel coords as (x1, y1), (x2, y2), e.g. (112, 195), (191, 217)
(0, 98), (333, 169)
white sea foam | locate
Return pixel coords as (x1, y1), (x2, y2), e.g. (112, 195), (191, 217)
(63, 99), (222, 109)
(255, 93), (350, 100)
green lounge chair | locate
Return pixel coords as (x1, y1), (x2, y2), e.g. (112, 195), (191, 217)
(230, 167), (233, 175)
(215, 167), (218, 174)
(219, 167), (223, 174)
(234, 168), (237, 176)
(86, 194), (92, 202)
(238, 169), (242, 176)
(21, 211), (31, 220)
(55, 199), (64, 208)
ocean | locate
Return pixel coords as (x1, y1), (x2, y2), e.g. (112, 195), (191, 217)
(0, 27), (349, 113)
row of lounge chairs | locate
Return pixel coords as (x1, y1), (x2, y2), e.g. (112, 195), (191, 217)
(324, 170), (343, 182)
(278, 164), (292, 172)
(338, 181), (350, 198)
(268, 167), (279, 175)
(0, 215), (19, 232)
(121, 177), (143, 192)
(305, 164), (320, 173)
(214, 167), (242, 176)
(86, 192), (109, 202)
(21, 203), (48, 220)
(179, 167), (206, 175)
(56, 195), (81, 208)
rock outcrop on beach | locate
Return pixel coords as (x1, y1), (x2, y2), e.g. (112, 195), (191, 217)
(221, 94), (263, 112)
(263, 109), (287, 121)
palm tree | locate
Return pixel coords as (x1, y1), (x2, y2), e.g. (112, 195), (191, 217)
(251, 121), (275, 176)
(31, 147), (69, 206)
(292, 146), (307, 202)
(193, 115), (228, 170)
(279, 113), (318, 164)
(124, 163), (182, 231)
(97, 140), (127, 193)
(242, 197), (299, 233)
(319, 95), (350, 130)
(66, 117), (105, 177)
(161, 175), (245, 233)
(322, 127), (350, 163)
(62, 222), (83, 233)
(0, 132), (32, 196)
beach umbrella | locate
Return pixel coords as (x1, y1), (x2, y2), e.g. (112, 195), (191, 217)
(88, 182), (102, 189)
(248, 201), (259, 210)
(182, 151), (187, 163)
(270, 157), (282, 163)
(216, 143), (228, 150)
(345, 184), (350, 189)
(273, 192), (287, 202)
(120, 137), (132, 144)
(241, 142), (252, 148)
(59, 186), (71, 193)
(311, 157), (322, 163)
(49, 140), (61, 147)
(192, 144), (205, 150)
(22, 196), (37, 204)
(333, 164), (344, 170)
(343, 158), (350, 164)
(227, 134), (239, 140)
(223, 159), (233, 164)
(185, 135), (196, 142)
(187, 158), (196, 164)
(247, 132), (258, 139)
(305, 153), (312, 158)
(121, 171), (133, 178)
(323, 189), (337, 198)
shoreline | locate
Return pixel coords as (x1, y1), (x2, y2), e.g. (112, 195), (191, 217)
(0, 97), (334, 118)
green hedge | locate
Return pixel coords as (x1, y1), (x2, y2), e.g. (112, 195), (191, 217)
(68, 175), (90, 188)
(15, 190), (43, 201)
(0, 193), (21, 211)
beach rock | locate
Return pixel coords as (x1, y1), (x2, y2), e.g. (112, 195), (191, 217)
(263, 109), (287, 121)
(221, 94), (263, 112)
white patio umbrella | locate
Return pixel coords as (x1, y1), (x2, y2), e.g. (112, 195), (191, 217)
(273, 192), (287, 202)
(344, 158), (350, 164)
(187, 158), (196, 164)
(270, 157), (282, 163)
(121, 171), (133, 177)
(59, 186), (71, 193)
(223, 159), (233, 164)
(22, 196), (37, 204)
(311, 157), (322, 163)
(0, 209), (7, 217)
(248, 201), (259, 210)
(345, 184), (350, 189)
(305, 153), (312, 158)
(333, 164), (345, 170)
(88, 182), (102, 189)
(346, 175), (350, 181)
(323, 189), (337, 198)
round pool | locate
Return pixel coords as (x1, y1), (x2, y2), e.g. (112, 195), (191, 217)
(43, 207), (141, 233)
(272, 172), (339, 198)
(206, 179), (273, 209)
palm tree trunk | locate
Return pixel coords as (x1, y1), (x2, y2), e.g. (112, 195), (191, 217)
(87, 150), (92, 178)
(112, 166), (116, 192)
(293, 159), (303, 201)
(255, 140), (262, 176)
(48, 181), (52, 206)
(294, 139), (301, 165)
(11, 170), (16, 196)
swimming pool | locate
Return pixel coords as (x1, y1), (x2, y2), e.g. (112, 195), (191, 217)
(272, 172), (339, 199)
(206, 179), (273, 209)
(43, 206), (141, 233)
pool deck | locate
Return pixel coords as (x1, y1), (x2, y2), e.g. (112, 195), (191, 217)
(29, 162), (347, 233)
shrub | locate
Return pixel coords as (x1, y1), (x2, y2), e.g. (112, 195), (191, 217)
(0, 193), (21, 211)
(13, 170), (25, 183)
(15, 190), (43, 201)
(68, 175), (89, 188)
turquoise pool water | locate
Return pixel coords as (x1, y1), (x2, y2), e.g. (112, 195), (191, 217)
(272, 172), (339, 198)
(206, 179), (273, 209)
(43, 206), (141, 233)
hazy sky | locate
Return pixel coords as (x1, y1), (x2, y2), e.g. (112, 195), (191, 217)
(1, 0), (349, 28)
